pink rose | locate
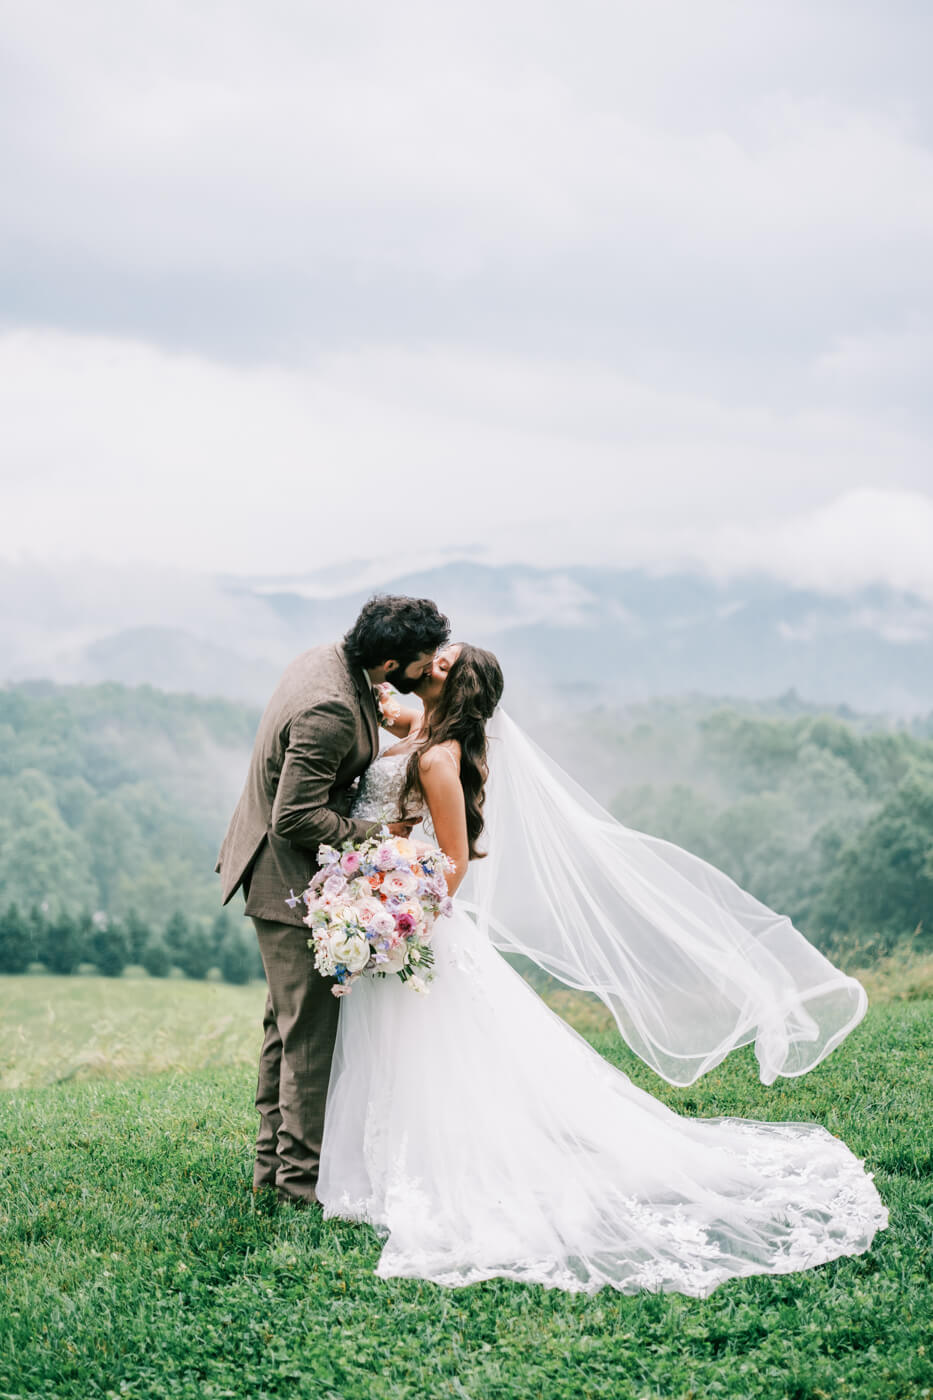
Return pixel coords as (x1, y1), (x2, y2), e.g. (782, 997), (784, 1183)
(341, 850), (362, 876)
(383, 871), (417, 899)
(394, 911), (416, 936)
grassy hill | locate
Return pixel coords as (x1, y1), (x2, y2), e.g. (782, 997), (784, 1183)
(0, 975), (930, 1399)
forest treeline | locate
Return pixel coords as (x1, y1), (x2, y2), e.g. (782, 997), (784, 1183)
(1, 680), (931, 977)
(609, 705), (933, 960)
(0, 903), (261, 982)
(0, 680), (261, 979)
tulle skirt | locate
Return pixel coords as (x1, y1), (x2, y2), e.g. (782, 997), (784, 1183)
(318, 907), (888, 1295)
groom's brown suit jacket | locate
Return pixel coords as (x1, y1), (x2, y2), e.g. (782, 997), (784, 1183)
(215, 642), (382, 927)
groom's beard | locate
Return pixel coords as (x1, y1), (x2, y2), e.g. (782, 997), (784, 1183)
(388, 671), (422, 694)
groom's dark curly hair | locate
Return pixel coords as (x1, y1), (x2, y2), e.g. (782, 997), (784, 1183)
(343, 594), (450, 671)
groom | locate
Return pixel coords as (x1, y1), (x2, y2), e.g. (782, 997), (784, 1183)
(216, 594), (450, 1206)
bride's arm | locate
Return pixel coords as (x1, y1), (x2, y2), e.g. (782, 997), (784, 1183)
(374, 685), (422, 740)
(381, 706), (421, 739)
(418, 744), (469, 897)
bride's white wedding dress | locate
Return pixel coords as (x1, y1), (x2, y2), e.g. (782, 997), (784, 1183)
(317, 740), (887, 1296)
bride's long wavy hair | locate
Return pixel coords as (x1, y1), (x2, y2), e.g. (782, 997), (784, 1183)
(400, 643), (504, 861)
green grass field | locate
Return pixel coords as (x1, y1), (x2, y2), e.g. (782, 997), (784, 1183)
(0, 975), (931, 1400)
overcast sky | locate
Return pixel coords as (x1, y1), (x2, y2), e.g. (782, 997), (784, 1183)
(1, 0), (931, 594)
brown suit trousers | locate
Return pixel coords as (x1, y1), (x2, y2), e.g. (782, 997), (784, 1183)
(251, 915), (339, 1202)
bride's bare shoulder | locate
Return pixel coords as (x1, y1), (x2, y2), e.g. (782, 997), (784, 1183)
(419, 740), (461, 774)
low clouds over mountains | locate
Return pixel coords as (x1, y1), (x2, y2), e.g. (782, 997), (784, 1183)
(3, 558), (931, 717)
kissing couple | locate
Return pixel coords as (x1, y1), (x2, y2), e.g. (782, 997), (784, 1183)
(216, 594), (886, 1296)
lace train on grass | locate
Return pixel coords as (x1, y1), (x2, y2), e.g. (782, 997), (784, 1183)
(319, 904), (887, 1296)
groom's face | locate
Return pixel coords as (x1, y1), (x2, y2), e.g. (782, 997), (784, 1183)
(385, 650), (437, 693)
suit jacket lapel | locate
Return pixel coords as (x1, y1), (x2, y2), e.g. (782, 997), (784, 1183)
(337, 643), (379, 762)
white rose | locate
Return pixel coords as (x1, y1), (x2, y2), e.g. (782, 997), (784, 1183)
(332, 932), (370, 974)
(370, 911), (396, 939)
(381, 942), (408, 974)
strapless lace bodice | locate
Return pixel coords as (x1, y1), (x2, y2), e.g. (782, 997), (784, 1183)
(350, 749), (427, 829)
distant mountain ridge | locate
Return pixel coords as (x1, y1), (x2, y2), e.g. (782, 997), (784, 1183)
(2, 559), (932, 716)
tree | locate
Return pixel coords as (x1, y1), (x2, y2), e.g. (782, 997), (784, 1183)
(141, 932), (171, 978)
(121, 911), (152, 967)
(43, 911), (91, 974)
(211, 910), (234, 961)
(811, 770), (933, 953)
(163, 911), (191, 972)
(91, 917), (130, 977)
(0, 903), (30, 974)
(163, 911), (214, 979)
(219, 921), (255, 985)
(25, 904), (49, 966)
(176, 921), (214, 980)
(76, 910), (95, 966)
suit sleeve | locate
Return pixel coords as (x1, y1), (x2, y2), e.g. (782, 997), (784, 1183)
(270, 698), (382, 849)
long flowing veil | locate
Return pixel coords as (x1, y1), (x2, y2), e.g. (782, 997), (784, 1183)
(457, 708), (867, 1086)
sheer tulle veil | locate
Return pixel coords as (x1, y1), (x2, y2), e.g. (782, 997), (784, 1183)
(457, 707), (867, 1087)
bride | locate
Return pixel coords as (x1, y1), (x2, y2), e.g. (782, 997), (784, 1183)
(317, 644), (888, 1295)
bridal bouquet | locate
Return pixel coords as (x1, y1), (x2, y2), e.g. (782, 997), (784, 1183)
(289, 828), (455, 997)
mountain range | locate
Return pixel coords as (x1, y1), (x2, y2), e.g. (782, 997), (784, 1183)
(2, 558), (932, 718)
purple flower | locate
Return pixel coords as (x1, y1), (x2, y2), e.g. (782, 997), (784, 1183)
(395, 911), (416, 935)
(438, 897), (454, 918)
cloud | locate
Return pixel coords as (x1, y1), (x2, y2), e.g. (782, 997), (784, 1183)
(664, 489), (933, 602)
(1, 328), (930, 594)
(1, 2), (931, 383)
(0, 1), (930, 595)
